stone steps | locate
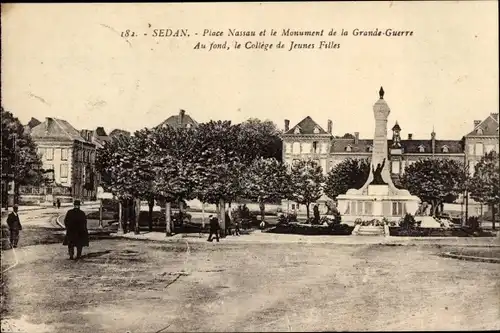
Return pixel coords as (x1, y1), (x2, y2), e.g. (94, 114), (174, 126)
(354, 225), (385, 236)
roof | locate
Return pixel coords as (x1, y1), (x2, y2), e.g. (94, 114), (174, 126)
(95, 127), (108, 136)
(284, 116), (328, 135)
(109, 129), (131, 137)
(27, 117), (41, 129)
(466, 113), (499, 137)
(30, 117), (86, 142)
(329, 138), (464, 154)
(156, 110), (198, 129)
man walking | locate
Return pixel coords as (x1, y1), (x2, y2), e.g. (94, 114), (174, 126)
(207, 214), (220, 242)
(6, 205), (22, 248)
(63, 200), (89, 260)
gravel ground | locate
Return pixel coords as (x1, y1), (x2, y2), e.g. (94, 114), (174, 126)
(2, 238), (499, 333)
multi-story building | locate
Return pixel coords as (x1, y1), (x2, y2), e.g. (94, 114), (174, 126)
(24, 117), (97, 203)
(464, 113), (499, 175)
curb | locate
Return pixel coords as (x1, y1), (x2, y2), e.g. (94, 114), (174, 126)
(55, 215), (65, 229)
(441, 252), (500, 264)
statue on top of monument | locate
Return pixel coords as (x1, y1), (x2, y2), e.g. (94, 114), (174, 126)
(379, 86), (385, 99)
(371, 158), (387, 185)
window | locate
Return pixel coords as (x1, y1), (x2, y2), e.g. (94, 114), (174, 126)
(475, 143), (484, 156)
(476, 127), (483, 134)
(485, 144), (495, 153)
(61, 148), (68, 161)
(469, 161), (476, 176)
(302, 143), (311, 153)
(294, 127), (301, 134)
(186, 123), (192, 129)
(313, 127), (320, 134)
(321, 143), (328, 154)
(345, 145), (352, 152)
(285, 143), (292, 153)
(313, 141), (318, 153)
(468, 144), (474, 155)
(418, 145), (425, 153)
(441, 145), (449, 153)
(60, 164), (68, 178)
(46, 148), (54, 160)
(38, 148), (45, 155)
(292, 142), (300, 154)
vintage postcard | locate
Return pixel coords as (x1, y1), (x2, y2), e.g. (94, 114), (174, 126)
(1, 2), (499, 332)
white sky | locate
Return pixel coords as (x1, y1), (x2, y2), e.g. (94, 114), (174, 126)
(1, 2), (498, 139)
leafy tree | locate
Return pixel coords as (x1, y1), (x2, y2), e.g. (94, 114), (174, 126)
(150, 125), (198, 236)
(289, 159), (325, 219)
(238, 118), (283, 161)
(324, 158), (370, 200)
(190, 121), (246, 236)
(470, 151), (499, 229)
(241, 157), (290, 222)
(401, 158), (466, 216)
(1, 107), (44, 205)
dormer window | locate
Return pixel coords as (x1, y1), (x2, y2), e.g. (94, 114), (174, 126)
(186, 123), (192, 129)
(442, 145), (449, 153)
(367, 145), (373, 152)
(313, 127), (320, 134)
(418, 145), (425, 153)
(345, 145), (352, 152)
(294, 127), (301, 134)
(476, 127), (483, 134)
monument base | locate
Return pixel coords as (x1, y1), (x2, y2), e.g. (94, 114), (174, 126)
(337, 185), (420, 225)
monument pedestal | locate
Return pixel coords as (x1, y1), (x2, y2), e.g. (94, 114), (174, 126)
(337, 185), (420, 225)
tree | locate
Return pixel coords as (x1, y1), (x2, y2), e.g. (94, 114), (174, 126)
(238, 118), (283, 162)
(470, 151), (499, 229)
(191, 121), (246, 236)
(242, 157), (290, 222)
(401, 158), (466, 216)
(324, 158), (370, 200)
(150, 125), (198, 236)
(289, 159), (325, 219)
(1, 107), (44, 206)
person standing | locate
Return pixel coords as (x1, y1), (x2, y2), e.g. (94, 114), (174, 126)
(62, 200), (89, 260)
(56, 199), (61, 209)
(207, 215), (220, 242)
(6, 205), (22, 248)
(313, 205), (321, 224)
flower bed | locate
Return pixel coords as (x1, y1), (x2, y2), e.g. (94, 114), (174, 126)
(389, 227), (496, 237)
(266, 222), (354, 236)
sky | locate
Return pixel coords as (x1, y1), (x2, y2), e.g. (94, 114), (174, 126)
(1, 2), (498, 140)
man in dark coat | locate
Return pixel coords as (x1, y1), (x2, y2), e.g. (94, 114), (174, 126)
(6, 205), (22, 248)
(207, 215), (220, 242)
(63, 200), (89, 260)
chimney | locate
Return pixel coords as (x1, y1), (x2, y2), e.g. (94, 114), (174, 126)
(491, 113), (499, 121)
(327, 120), (332, 134)
(354, 132), (359, 145)
(408, 133), (413, 140)
(473, 120), (481, 129)
(284, 119), (290, 132)
(45, 117), (52, 133)
(179, 109), (186, 126)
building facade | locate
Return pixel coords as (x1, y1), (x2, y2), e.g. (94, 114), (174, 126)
(22, 117), (98, 203)
(281, 112), (498, 213)
(464, 113), (499, 176)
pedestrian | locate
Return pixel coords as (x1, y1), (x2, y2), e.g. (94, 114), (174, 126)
(313, 204), (320, 224)
(62, 200), (89, 260)
(6, 205), (22, 248)
(56, 199), (61, 209)
(207, 214), (220, 242)
(225, 211), (231, 236)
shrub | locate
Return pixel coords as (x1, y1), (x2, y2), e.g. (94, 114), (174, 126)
(277, 213), (298, 225)
(399, 213), (417, 230)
